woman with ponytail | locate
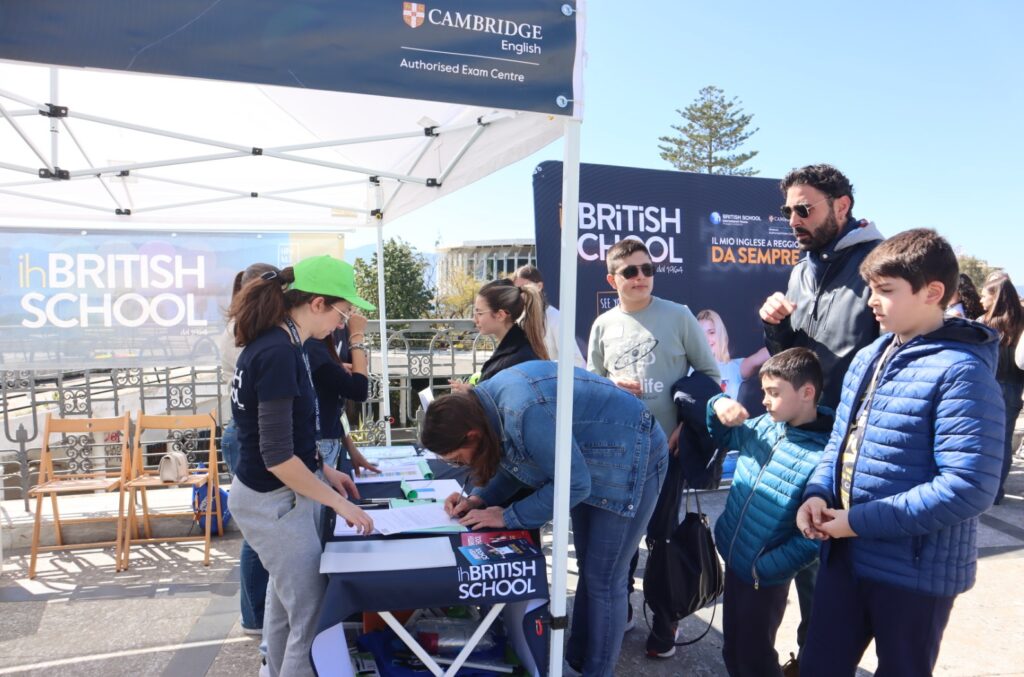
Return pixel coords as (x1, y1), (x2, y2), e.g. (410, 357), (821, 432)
(469, 278), (549, 384)
(227, 255), (374, 677)
(978, 275), (1024, 503)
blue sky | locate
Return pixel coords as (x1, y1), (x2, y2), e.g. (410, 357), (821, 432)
(348, 0), (1024, 283)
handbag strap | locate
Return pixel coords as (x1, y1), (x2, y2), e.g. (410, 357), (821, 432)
(641, 595), (720, 647)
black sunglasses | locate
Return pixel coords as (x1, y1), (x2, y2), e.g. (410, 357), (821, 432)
(780, 196), (831, 220)
(616, 263), (655, 279)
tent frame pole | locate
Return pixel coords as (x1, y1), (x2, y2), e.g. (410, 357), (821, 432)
(549, 116), (581, 677)
(372, 179), (393, 446)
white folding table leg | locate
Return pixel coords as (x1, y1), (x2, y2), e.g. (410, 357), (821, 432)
(379, 603), (506, 677)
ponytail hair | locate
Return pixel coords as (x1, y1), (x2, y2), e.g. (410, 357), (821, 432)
(228, 266), (344, 346)
(478, 279), (549, 360)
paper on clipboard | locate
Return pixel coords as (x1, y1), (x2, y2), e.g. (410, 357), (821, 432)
(401, 478), (463, 500)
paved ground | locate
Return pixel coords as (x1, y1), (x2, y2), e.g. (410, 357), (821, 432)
(2, 455), (1023, 676)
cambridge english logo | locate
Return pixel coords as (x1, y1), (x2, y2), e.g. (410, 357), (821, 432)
(403, 2), (426, 28)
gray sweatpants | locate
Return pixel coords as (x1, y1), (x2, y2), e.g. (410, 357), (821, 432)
(229, 478), (325, 677)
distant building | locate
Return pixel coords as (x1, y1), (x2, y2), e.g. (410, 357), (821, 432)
(435, 239), (536, 295)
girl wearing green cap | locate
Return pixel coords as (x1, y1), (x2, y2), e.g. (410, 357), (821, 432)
(226, 255), (375, 677)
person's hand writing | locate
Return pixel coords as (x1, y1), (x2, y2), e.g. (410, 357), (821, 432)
(444, 492), (483, 518)
(459, 506), (506, 530)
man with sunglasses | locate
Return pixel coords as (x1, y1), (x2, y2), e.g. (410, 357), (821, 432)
(758, 164), (883, 674)
(587, 238), (719, 659)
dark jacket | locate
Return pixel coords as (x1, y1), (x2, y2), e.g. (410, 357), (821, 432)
(804, 318), (1004, 596)
(669, 371), (723, 490)
(708, 395), (833, 587)
(479, 324), (540, 382)
(764, 219), (884, 409)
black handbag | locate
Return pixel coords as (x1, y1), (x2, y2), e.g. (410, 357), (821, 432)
(642, 457), (724, 645)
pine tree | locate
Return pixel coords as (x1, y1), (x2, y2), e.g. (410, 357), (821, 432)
(658, 85), (759, 176)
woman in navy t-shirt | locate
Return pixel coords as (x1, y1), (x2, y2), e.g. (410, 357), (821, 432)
(305, 332), (379, 474)
(227, 255), (374, 677)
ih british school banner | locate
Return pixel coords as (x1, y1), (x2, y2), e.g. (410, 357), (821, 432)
(0, 228), (343, 369)
(532, 161), (798, 366)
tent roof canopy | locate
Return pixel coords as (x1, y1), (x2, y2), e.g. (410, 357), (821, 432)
(0, 0), (582, 230)
(0, 62), (566, 230)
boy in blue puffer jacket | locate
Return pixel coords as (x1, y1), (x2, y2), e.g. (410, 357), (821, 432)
(707, 347), (833, 677)
(797, 229), (1004, 677)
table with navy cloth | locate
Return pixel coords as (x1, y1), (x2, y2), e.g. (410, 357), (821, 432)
(310, 458), (550, 677)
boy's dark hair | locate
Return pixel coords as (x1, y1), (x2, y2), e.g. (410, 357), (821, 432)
(859, 228), (958, 307)
(759, 347), (824, 404)
(780, 164), (855, 218)
(606, 238), (650, 275)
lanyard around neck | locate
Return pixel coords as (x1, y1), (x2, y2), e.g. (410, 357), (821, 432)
(283, 316), (321, 440)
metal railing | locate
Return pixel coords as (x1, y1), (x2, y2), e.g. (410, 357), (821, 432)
(1, 319), (492, 509)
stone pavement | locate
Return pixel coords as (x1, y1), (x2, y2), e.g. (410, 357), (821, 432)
(2, 457), (1022, 676)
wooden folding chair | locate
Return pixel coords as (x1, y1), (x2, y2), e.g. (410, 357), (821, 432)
(119, 412), (222, 571)
(28, 412), (132, 579)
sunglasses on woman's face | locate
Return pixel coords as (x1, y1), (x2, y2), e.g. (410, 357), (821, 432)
(780, 196), (831, 220)
(616, 263), (655, 279)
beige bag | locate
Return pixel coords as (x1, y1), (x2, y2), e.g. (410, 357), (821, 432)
(158, 451), (189, 482)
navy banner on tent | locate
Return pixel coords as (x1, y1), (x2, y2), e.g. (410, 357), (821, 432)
(533, 161), (798, 378)
(0, 0), (580, 115)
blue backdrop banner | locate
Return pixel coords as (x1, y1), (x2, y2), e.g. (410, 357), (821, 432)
(0, 0), (580, 116)
(0, 228), (343, 369)
(533, 162), (799, 400)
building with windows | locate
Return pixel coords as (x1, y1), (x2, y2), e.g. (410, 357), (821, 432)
(434, 239), (536, 295)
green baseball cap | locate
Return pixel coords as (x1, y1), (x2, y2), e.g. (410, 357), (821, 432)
(290, 255), (376, 311)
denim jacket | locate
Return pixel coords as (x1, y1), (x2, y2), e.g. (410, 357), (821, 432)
(471, 361), (668, 529)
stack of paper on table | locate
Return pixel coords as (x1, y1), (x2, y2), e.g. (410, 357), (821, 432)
(351, 459), (432, 483)
(333, 503), (466, 537)
(320, 536), (456, 573)
(358, 445), (418, 461)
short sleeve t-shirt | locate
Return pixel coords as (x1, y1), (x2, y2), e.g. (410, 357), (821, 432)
(588, 297), (720, 436)
(717, 358), (744, 400)
(306, 337), (368, 440)
(231, 327), (318, 492)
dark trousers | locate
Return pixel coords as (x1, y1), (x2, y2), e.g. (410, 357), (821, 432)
(722, 567), (787, 677)
(801, 540), (955, 677)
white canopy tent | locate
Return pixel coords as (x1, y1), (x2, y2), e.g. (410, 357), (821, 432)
(0, 2), (586, 674)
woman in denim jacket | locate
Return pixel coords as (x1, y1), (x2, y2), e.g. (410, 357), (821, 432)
(421, 361), (669, 677)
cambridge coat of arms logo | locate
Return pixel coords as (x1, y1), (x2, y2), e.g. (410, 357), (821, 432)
(403, 3), (426, 28)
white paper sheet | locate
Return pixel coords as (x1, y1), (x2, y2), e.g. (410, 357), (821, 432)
(351, 463), (427, 484)
(319, 536), (457, 573)
(368, 503), (466, 535)
(358, 445), (419, 460)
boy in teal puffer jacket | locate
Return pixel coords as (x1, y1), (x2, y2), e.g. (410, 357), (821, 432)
(707, 347), (833, 677)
